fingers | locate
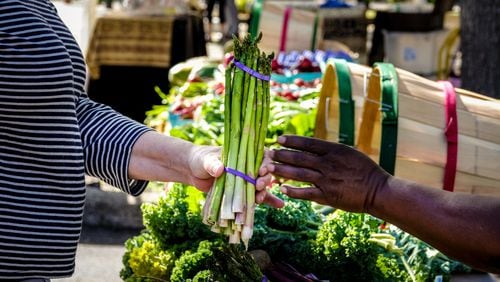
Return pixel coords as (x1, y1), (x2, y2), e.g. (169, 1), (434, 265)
(277, 135), (337, 155)
(269, 149), (319, 169)
(258, 149), (272, 176)
(192, 178), (214, 193)
(280, 185), (324, 203)
(267, 163), (322, 184)
(255, 173), (273, 191)
(257, 191), (285, 208)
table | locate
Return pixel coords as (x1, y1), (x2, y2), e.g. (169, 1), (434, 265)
(86, 12), (206, 123)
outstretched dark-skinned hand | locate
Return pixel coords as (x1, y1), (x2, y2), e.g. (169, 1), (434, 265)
(266, 135), (389, 213)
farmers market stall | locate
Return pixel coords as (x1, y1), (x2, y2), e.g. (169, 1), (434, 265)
(86, 10), (206, 122)
(116, 33), (497, 281)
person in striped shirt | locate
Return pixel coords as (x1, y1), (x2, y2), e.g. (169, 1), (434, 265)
(0, 1), (282, 281)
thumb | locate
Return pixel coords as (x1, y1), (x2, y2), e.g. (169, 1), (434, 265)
(203, 154), (224, 178)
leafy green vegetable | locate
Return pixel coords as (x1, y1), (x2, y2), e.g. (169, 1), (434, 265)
(177, 82), (209, 98)
(170, 240), (220, 282)
(311, 210), (399, 281)
(246, 187), (470, 281)
(389, 228), (471, 282)
(266, 94), (318, 145)
(121, 184), (264, 281)
(249, 186), (322, 273)
(120, 232), (175, 282)
(192, 269), (217, 281)
(141, 184), (220, 251)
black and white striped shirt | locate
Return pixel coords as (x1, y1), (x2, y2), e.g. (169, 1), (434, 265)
(0, 0), (151, 279)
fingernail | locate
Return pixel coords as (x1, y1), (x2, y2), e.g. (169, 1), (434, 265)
(280, 186), (287, 194)
(257, 194), (265, 203)
(268, 150), (275, 158)
(267, 164), (275, 172)
(210, 162), (221, 176)
(277, 136), (286, 144)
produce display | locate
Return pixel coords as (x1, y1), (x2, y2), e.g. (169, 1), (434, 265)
(122, 42), (472, 281)
(120, 184), (470, 281)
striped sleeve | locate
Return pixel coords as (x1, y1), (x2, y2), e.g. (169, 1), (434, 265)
(76, 96), (153, 196)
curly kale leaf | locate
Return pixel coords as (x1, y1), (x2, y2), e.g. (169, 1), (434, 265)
(170, 240), (262, 282)
(376, 254), (410, 281)
(249, 187), (323, 273)
(192, 269), (218, 281)
(170, 240), (219, 282)
(265, 190), (323, 232)
(141, 184), (220, 251)
(312, 210), (406, 281)
(120, 232), (176, 282)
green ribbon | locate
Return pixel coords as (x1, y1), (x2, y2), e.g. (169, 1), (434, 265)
(375, 63), (398, 175)
(333, 59), (355, 146)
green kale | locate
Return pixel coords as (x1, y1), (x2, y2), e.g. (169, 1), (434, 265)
(170, 240), (219, 282)
(249, 186), (323, 273)
(390, 228), (471, 282)
(311, 210), (406, 281)
(120, 231), (176, 282)
(170, 240), (262, 282)
(141, 184), (220, 251)
(376, 254), (410, 281)
(192, 269), (218, 281)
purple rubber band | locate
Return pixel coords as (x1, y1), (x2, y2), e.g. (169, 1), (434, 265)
(224, 167), (257, 186)
(233, 59), (270, 81)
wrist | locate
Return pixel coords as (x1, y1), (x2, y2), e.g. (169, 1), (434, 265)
(165, 136), (196, 182)
(364, 171), (392, 216)
(129, 131), (195, 183)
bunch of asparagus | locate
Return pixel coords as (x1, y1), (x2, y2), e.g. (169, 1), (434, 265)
(203, 34), (272, 247)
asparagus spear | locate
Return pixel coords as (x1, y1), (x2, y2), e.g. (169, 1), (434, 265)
(232, 46), (258, 216)
(204, 63), (234, 225)
(242, 52), (272, 247)
(220, 39), (245, 220)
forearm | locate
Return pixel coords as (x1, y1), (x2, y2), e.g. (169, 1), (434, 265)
(371, 177), (500, 273)
(128, 131), (195, 184)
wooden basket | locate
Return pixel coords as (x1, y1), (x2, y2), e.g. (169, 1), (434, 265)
(315, 61), (500, 196)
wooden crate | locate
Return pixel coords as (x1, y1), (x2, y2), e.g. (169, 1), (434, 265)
(315, 62), (500, 196)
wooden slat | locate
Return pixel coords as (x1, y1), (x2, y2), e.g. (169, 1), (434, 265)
(395, 158), (500, 196)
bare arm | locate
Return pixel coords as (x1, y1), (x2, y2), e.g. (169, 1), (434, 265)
(268, 135), (500, 273)
(128, 131), (222, 191)
(129, 131), (284, 207)
(372, 177), (500, 273)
